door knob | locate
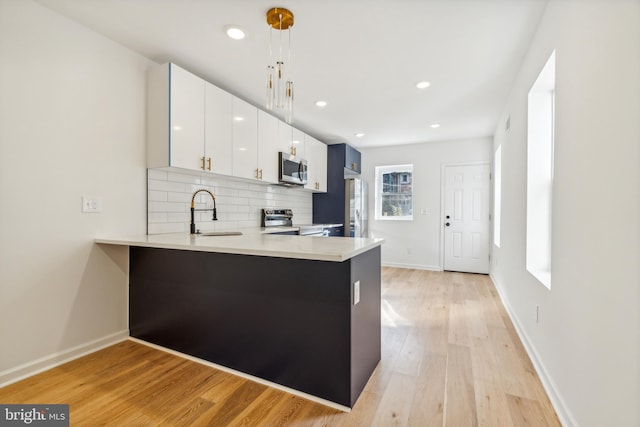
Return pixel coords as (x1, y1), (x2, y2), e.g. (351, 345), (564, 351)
(446, 215), (450, 219)
(445, 222), (450, 227)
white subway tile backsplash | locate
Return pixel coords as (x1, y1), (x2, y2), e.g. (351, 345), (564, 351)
(148, 190), (168, 202)
(148, 201), (186, 213)
(148, 222), (185, 234)
(167, 171), (203, 184)
(147, 169), (313, 234)
(148, 169), (168, 180)
(148, 212), (168, 223)
(148, 179), (186, 192)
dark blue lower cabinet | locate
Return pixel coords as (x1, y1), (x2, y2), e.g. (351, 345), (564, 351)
(129, 246), (381, 408)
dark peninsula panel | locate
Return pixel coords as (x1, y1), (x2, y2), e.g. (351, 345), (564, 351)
(129, 245), (381, 407)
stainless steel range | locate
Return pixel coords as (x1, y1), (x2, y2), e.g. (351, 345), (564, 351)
(261, 209), (343, 236)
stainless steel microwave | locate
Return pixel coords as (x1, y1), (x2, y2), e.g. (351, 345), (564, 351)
(278, 152), (308, 186)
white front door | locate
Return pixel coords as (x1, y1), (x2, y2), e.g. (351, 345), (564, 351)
(443, 163), (491, 274)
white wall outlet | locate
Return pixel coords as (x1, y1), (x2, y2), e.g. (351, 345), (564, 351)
(353, 280), (360, 306)
(421, 208), (429, 215)
(82, 196), (102, 213)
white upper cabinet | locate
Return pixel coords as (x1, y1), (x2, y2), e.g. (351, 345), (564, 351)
(148, 63), (232, 174)
(278, 121), (294, 155)
(292, 128), (306, 160)
(205, 82), (233, 175)
(258, 111), (279, 183)
(304, 136), (328, 192)
(148, 63), (205, 170)
(278, 121), (305, 158)
(147, 62), (325, 188)
(231, 97), (259, 180)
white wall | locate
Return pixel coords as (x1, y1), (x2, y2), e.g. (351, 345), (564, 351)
(491, 1), (640, 426)
(0, 0), (149, 384)
(361, 138), (492, 270)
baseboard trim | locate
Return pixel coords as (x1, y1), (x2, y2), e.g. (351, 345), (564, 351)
(489, 273), (576, 427)
(381, 262), (441, 271)
(0, 330), (129, 388)
(128, 337), (352, 413)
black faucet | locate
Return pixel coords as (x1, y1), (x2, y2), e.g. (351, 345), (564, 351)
(190, 189), (217, 234)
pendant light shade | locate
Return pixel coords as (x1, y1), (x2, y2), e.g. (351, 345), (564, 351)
(265, 7), (295, 124)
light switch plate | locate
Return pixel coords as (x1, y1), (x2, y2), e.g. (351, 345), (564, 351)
(353, 280), (360, 305)
(82, 196), (102, 213)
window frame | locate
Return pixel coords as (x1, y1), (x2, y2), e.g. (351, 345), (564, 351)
(374, 164), (414, 221)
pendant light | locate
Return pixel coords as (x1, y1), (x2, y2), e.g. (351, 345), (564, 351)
(266, 7), (294, 124)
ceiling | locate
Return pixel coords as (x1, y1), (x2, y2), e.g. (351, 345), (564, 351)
(35, 0), (548, 148)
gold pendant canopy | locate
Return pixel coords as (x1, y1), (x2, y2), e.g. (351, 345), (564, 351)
(266, 7), (294, 30)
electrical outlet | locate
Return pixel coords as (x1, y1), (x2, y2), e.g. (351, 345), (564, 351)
(82, 196), (102, 213)
(353, 281), (360, 306)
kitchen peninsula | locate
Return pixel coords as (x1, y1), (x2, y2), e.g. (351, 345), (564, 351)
(96, 232), (383, 409)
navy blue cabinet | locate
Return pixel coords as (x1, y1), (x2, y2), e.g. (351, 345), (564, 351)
(313, 143), (361, 226)
(345, 144), (361, 174)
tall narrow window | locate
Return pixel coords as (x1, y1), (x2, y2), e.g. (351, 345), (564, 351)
(494, 145), (502, 247)
(526, 50), (555, 289)
(375, 164), (413, 220)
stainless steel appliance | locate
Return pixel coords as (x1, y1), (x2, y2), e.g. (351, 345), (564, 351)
(261, 208), (341, 236)
(346, 178), (368, 237)
(278, 152), (308, 186)
(261, 208), (293, 227)
(297, 225), (329, 236)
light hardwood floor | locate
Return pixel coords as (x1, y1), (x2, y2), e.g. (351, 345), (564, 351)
(0, 268), (560, 426)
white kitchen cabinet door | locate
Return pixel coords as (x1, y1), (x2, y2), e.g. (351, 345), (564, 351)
(147, 63), (212, 172)
(205, 82), (233, 175)
(304, 136), (327, 192)
(314, 138), (327, 192)
(277, 121), (293, 155)
(257, 110), (279, 183)
(231, 97), (259, 180)
(169, 64), (205, 170)
(292, 128), (305, 159)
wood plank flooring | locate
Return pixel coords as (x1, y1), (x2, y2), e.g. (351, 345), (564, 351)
(0, 268), (560, 426)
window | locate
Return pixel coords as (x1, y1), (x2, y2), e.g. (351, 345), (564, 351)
(375, 164), (413, 220)
(494, 145), (502, 247)
(526, 50), (555, 289)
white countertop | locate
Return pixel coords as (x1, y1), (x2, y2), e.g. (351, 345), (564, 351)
(95, 229), (383, 262)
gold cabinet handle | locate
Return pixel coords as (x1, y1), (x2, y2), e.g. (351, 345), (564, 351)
(201, 157), (205, 170)
(259, 169), (263, 180)
(255, 168), (259, 179)
(207, 157), (212, 171)
(352, 162), (358, 171)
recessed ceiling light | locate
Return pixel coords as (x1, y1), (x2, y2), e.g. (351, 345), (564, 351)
(315, 101), (327, 107)
(225, 26), (245, 40)
(354, 133), (365, 138)
(233, 116), (244, 121)
(430, 123), (441, 128)
(416, 81), (431, 89)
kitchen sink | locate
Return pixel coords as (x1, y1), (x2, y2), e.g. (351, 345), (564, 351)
(196, 231), (243, 236)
